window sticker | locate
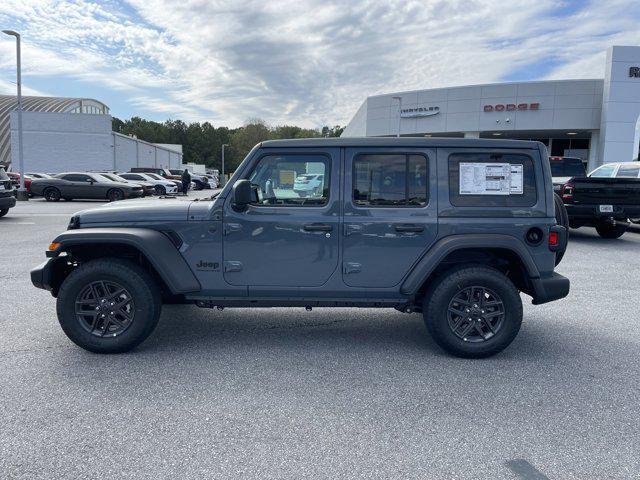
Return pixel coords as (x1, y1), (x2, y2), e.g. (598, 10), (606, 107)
(509, 164), (523, 194)
(459, 163), (523, 195)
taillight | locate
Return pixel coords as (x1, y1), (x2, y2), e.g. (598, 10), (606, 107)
(560, 182), (573, 202)
(549, 231), (558, 247)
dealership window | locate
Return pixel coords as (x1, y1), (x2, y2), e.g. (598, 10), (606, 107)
(353, 154), (428, 207)
(448, 152), (536, 207)
(248, 154), (330, 206)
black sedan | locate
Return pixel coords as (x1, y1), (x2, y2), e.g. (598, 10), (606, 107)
(30, 172), (144, 202)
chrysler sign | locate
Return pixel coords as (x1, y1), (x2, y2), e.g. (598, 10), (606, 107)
(484, 103), (540, 112)
(401, 106), (440, 118)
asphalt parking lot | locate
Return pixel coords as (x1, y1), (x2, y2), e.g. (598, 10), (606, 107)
(1, 194), (639, 479)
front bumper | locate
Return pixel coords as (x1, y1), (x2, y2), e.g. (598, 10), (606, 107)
(126, 189), (145, 199)
(31, 257), (69, 294)
(531, 272), (570, 305)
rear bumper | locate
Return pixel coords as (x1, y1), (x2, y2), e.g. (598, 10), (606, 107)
(0, 193), (17, 209)
(531, 272), (570, 305)
(566, 204), (640, 224)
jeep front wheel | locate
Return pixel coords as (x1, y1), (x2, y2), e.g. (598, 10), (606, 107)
(56, 258), (161, 353)
(423, 266), (523, 358)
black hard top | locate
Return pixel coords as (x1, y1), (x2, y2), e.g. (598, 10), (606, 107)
(260, 137), (542, 149)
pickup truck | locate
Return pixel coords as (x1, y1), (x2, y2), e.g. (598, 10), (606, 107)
(31, 138), (570, 358)
(560, 176), (640, 238)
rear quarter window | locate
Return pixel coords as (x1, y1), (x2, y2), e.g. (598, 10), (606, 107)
(448, 152), (537, 207)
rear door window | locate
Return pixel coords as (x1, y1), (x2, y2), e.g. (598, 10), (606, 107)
(353, 154), (428, 207)
(448, 152), (536, 207)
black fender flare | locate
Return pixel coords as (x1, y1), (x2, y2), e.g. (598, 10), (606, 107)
(400, 234), (540, 295)
(48, 228), (201, 294)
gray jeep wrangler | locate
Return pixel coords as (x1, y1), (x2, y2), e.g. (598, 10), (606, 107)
(31, 138), (569, 358)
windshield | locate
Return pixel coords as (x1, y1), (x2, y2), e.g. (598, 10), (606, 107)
(99, 173), (119, 182)
(146, 173), (162, 180)
(550, 157), (586, 177)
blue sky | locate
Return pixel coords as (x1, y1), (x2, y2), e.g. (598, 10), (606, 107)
(1, 0), (639, 128)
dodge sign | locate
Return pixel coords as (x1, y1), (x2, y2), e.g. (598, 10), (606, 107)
(483, 103), (540, 112)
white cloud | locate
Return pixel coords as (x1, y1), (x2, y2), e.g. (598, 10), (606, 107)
(0, 0), (639, 127)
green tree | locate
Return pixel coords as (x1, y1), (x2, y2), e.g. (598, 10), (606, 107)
(111, 116), (344, 170)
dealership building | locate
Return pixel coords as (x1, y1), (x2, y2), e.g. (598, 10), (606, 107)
(343, 46), (640, 171)
(0, 95), (183, 173)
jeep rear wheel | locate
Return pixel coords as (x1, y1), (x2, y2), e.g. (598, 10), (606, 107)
(423, 266), (522, 358)
(56, 258), (161, 353)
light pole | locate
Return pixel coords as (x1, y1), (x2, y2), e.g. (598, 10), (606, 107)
(221, 144), (229, 186)
(392, 96), (402, 138)
(3, 30), (27, 201)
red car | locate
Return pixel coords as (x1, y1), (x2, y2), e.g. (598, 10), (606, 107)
(7, 172), (32, 195)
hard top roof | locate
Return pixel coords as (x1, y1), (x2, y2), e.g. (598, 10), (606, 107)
(260, 137), (542, 149)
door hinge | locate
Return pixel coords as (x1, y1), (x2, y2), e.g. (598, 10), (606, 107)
(343, 262), (362, 274)
(223, 261), (243, 272)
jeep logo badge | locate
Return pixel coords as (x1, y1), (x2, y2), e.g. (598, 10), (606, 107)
(196, 260), (220, 271)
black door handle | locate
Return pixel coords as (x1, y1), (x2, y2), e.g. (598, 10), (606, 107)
(303, 223), (333, 232)
(394, 224), (424, 233)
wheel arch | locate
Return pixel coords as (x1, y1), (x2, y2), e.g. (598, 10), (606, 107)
(401, 234), (540, 300)
(47, 228), (200, 297)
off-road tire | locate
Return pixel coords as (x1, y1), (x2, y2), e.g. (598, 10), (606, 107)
(44, 187), (61, 202)
(107, 188), (124, 202)
(553, 192), (568, 265)
(423, 265), (523, 358)
(56, 258), (161, 353)
(595, 223), (627, 239)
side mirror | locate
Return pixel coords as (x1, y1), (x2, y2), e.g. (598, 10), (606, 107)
(232, 179), (255, 210)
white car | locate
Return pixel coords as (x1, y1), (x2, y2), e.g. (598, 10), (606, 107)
(119, 172), (178, 195)
(589, 162), (640, 179)
(293, 174), (325, 197)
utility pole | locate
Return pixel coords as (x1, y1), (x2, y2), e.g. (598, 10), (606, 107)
(221, 144), (229, 186)
(3, 30), (27, 200)
(392, 96), (402, 138)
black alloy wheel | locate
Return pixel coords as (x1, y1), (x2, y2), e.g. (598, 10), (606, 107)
(44, 187), (61, 202)
(447, 286), (505, 342)
(75, 280), (135, 337)
(108, 189), (124, 202)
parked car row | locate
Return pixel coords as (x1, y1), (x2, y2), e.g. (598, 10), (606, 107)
(23, 168), (210, 202)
